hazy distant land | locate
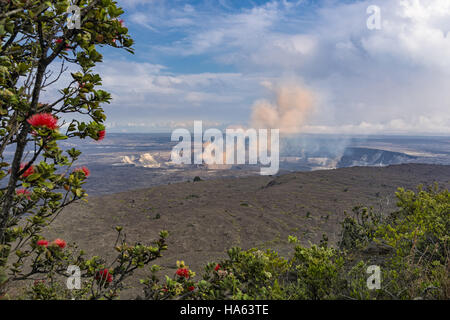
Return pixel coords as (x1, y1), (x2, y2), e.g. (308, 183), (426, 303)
(47, 133), (450, 195)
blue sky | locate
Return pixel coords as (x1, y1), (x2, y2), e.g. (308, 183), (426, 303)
(88, 0), (450, 134)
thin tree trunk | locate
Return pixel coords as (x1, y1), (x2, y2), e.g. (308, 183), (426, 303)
(0, 62), (46, 246)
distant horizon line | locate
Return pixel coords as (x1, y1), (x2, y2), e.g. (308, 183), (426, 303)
(103, 131), (450, 138)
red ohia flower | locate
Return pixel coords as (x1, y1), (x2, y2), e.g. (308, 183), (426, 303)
(19, 163), (34, 178)
(27, 113), (58, 130)
(36, 239), (49, 247)
(54, 38), (63, 44)
(74, 166), (90, 177)
(33, 279), (45, 286)
(16, 188), (31, 199)
(214, 264), (221, 272)
(188, 286), (195, 292)
(95, 269), (113, 283)
(176, 268), (190, 278)
(52, 238), (66, 249)
(96, 130), (106, 141)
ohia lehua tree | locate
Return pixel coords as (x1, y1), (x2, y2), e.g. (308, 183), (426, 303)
(0, 0), (171, 299)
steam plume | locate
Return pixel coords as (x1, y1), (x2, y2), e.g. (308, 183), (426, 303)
(250, 81), (315, 134)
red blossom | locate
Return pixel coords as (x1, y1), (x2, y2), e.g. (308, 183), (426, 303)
(33, 279), (45, 286)
(74, 166), (90, 177)
(16, 188), (31, 199)
(188, 286), (195, 292)
(96, 130), (106, 141)
(27, 113), (58, 130)
(214, 264), (221, 272)
(95, 269), (113, 283)
(54, 38), (63, 44)
(36, 240), (49, 247)
(52, 238), (66, 249)
(19, 163), (34, 178)
(176, 268), (190, 278)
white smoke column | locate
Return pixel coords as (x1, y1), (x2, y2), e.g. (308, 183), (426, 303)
(250, 81), (315, 134)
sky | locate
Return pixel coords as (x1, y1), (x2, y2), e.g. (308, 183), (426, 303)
(88, 0), (450, 135)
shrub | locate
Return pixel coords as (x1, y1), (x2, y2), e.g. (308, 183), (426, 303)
(196, 248), (289, 300)
(374, 185), (449, 299)
(339, 206), (383, 250)
(337, 185), (449, 299)
(14, 229), (169, 300)
(289, 245), (345, 299)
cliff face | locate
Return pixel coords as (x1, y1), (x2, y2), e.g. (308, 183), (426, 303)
(337, 147), (417, 168)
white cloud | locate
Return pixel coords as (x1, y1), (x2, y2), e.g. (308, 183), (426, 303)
(93, 60), (267, 128)
(303, 116), (450, 135)
(119, 0), (156, 8)
(104, 0), (450, 134)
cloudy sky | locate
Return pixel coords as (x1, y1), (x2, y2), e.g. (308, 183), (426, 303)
(93, 0), (450, 134)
